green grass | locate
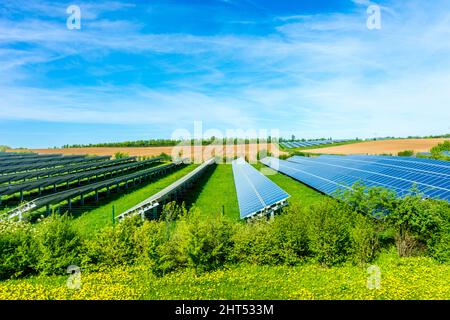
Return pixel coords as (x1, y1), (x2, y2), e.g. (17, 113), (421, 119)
(188, 162), (324, 221)
(71, 164), (197, 236)
(1, 251), (449, 300)
(253, 162), (325, 207)
(187, 164), (240, 220)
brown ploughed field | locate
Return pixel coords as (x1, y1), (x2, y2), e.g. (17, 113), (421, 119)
(303, 138), (448, 155)
(25, 143), (284, 161)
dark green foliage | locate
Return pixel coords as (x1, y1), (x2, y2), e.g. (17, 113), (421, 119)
(114, 151), (129, 159)
(1, 184), (449, 281)
(232, 206), (309, 265)
(307, 200), (352, 266)
(82, 215), (142, 268)
(158, 152), (172, 161)
(33, 214), (81, 275)
(232, 219), (280, 265)
(349, 214), (379, 264)
(270, 206), (310, 264)
(63, 139), (181, 148)
(389, 195), (448, 258)
(397, 150), (414, 157)
(340, 183), (397, 219)
(150, 206), (235, 275)
(184, 211), (234, 273)
(0, 221), (37, 279)
(430, 140), (450, 160)
(159, 201), (187, 222)
(133, 220), (167, 269)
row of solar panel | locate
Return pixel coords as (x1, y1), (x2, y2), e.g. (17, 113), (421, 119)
(0, 156), (111, 174)
(6, 162), (181, 219)
(0, 152), (38, 158)
(0, 157), (162, 198)
(0, 157), (136, 184)
(232, 158), (290, 219)
(261, 155), (450, 202)
(280, 139), (350, 149)
(0, 154), (68, 164)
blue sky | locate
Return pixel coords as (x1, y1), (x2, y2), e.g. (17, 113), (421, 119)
(0, 0), (450, 148)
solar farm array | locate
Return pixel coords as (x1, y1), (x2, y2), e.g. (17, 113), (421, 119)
(232, 158), (290, 219)
(280, 139), (350, 149)
(261, 155), (450, 202)
(0, 152), (179, 219)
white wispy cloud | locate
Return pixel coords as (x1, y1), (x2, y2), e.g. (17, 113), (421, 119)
(0, 0), (450, 142)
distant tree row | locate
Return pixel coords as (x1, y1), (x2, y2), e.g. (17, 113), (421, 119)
(281, 133), (450, 142)
(59, 133), (450, 149)
(61, 137), (279, 148)
(62, 139), (180, 148)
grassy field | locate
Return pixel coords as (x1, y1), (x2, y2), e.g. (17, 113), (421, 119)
(71, 164), (197, 236)
(187, 162), (324, 220)
(1, 250), (448, 300)
(186, 164), (240, 220)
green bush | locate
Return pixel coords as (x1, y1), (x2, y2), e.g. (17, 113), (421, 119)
(232, 219), (280, 265)
(133, 220), (166, 265)
(341, 183), (397, 219)
(82, 215), (142, 269)
(158, 152), (172, 161)
(184, 209), (234, 273)
(388, 194), (443, 257)
(114, 152), (129, 159)
(270, 206), (310, 264)
(349, 214), (380, 264)
(430, 140), (450, 159)
(397, 150), (414, 157)
(159, 201), (187, 222)
(307, 200), (352, 266)
(1, 183), (449, 281)
(34, 214), (81, 275)
(0, 221), (37, 279)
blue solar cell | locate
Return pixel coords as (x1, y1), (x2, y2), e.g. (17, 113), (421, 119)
(290, 155), (450, 199)
(232, 158), (290, 219)
(261, 155), (450, 203)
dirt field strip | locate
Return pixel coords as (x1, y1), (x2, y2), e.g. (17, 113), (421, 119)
(303, 138), (448, 155)
(21, 143), (285, 160)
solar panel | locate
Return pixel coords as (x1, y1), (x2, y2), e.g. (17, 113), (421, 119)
(261, 155), (450, 202)
(0, 154), (85, 167)
(0, 152), (38, 158)
(3, 162), (182, 220)
(0, 157), (163, 199)
(284, 142), (294, 149)
(336, 155), (450, 175)
(232, 158), (290, 219)
(0, 157), (136, 184)
(0, 156), (110, 174)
